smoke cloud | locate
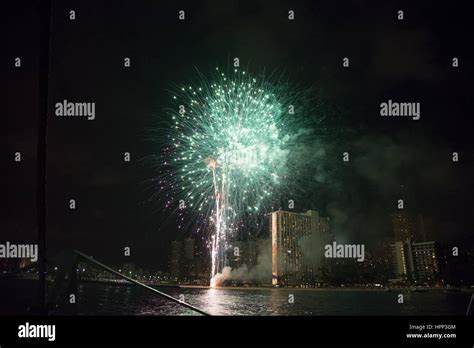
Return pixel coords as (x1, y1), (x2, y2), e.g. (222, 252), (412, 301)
(211, 240), (272, 286)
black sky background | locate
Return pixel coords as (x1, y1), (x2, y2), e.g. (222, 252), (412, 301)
(5, 0), (474, 271)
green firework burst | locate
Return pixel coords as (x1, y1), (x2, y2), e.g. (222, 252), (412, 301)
(155, 67), (314, 283)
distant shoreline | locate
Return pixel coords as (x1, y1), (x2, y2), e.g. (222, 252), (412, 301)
(180, 284), (473, 292)
(6, 276), (473, 293)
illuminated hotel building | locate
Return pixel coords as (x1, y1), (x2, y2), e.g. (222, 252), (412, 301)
(391, 240), (439, 282)
(391, 212), (434, 242)
(271, 210), (331, 287)
(412, 241), (439, 281)
(391, 240), (415, 281)
(170, 240), (182, 281)
(391, 213), (417, 241)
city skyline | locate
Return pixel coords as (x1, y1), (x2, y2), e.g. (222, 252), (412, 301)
(162, 208), (472, 288)
(6, 1), (474, 274)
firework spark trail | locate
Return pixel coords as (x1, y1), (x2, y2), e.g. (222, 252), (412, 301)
(157, 67), (313, 287)
(209, 161), (224, 285)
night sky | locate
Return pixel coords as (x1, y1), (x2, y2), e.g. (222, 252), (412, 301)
(6, 0), (474, 270)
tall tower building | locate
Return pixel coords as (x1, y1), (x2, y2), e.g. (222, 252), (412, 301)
(271, 210), (330, 286)
(391, 240), (415, 281)
(391, 213), (416, 241)
(230, 240), (259, 269)
(416, 214), (433, 242)
(170, 240), (182, 281)
(182, 238), (195, 280)
(318, 216), (333, 274)
(412, 241), (439, 281)
(392, 212), (434, 242)
(183, 238), (195, 261)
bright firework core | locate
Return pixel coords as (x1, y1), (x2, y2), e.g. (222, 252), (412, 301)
(164, 67), (306, 287)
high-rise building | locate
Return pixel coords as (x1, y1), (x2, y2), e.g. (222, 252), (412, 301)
(182, 238), (195, 280)
(183, 238), (195, 261)
(318, 216), (333, 275)
(412, 241), (439, 281)
(391, 212), (434, 242)
(193, 235), (211, 281)
(271, 210), (331, 286)
(169, 238), (198, 282)
(230, 240), (259, 269)
(391, 239), (439, 283)
(391, 213), (416, 241)
(170, 240), (182, 281)
(416, 214), (433, 242)
(391, 240), (415, 281)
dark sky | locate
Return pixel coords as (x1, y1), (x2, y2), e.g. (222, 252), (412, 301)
(5, 0), (474, 270)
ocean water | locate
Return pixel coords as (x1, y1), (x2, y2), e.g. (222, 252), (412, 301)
(1, 279), (471, 316)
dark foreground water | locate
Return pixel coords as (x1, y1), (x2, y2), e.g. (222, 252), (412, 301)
(1, 279), (471, 316)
